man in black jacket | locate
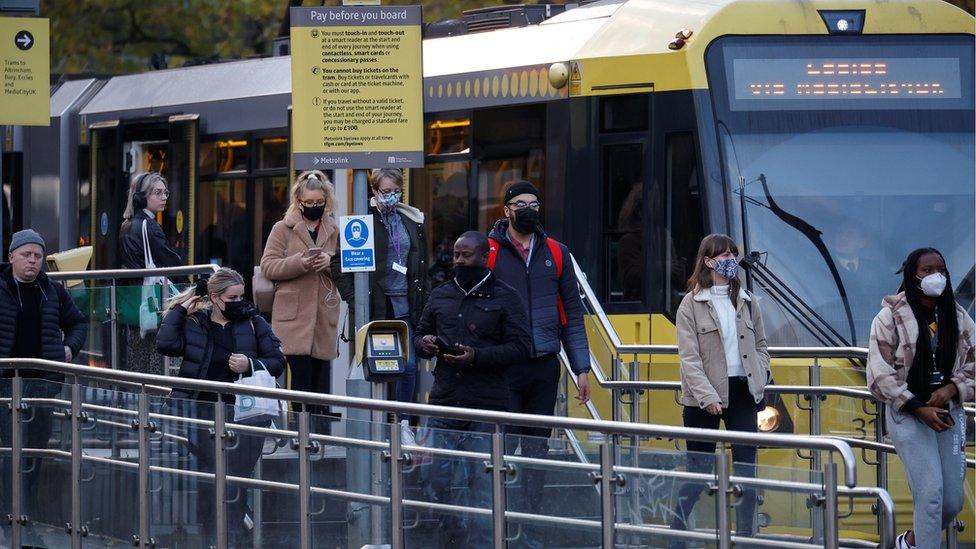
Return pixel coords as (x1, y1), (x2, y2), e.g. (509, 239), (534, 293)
(486, 181), (591, 548)
(0, 229), (87, 527)
(414, 231), (530, 548)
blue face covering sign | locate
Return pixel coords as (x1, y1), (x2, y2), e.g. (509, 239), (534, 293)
(339, 215), (376, 272)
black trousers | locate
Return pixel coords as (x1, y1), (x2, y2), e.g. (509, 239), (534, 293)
(506, 354), (560, 549)
(287, 355), (331, 416)
(672, 377), (758, 539)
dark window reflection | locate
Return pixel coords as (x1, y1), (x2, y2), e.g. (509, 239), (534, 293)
(413, 161), (470, 287)
(667, 133), (704, 314)
(604, 143), (643, 303)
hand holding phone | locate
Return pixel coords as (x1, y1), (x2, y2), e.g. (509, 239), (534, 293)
(304, 247), (324, 258)
(434, 336), (463, 357)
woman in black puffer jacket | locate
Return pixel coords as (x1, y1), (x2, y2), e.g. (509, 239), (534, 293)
(157, 267), (284, 547)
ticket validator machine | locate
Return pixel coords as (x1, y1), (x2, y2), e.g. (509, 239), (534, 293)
(354, 320), (410, 383)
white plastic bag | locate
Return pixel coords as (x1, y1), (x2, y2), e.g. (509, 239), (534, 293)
(234, 359), (285, 422)
(139, 219), (173, 337)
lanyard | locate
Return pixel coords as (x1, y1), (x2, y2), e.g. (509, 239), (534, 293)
(382, 211), (404, 264)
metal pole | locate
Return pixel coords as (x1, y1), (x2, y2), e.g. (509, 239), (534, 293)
(598, 441), (615, 548)
(346, 168), (373, 548)
(716, 447), (731, 549)
(10, 374), (23, 549)
(110, 281), (119, 370)
(875, 402), (888, 538)
(0, 125), (5, 249)
(370, 388), (385, 544)
(611, 357), (621, 422)
(70, 380), (83, 549)
(214, 402), (228, 549)
(389, 420), (404, 549)
(823, 461), (839, 548)
(137, 391), (151, 547)
(810, 358), (823, 542)
(299, 411), (312, 549)
(490, 430), (507, 549)
(947, 520), (961, 549)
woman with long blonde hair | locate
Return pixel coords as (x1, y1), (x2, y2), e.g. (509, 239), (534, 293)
(260, 170), (340, 417)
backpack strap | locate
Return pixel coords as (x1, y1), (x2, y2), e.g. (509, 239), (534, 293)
(487, 238), (500, 270)
(545, 238), (568, 326)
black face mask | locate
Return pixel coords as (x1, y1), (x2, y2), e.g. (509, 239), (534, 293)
(511, 208), (540, 234)
(302, 204), (326, 221)
(219, 299), (254, 322)
(454, 265), (489, 291)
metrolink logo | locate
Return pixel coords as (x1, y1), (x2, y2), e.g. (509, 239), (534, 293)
(387, 156), (410, 164)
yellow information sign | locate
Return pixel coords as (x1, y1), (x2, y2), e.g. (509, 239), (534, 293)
(290, 6), (424, 170)
(0, 16), (49, 126)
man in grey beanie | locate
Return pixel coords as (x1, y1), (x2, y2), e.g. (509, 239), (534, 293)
(0, 229), (87, 531)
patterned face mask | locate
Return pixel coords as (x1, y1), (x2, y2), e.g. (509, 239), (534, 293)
(377, 191), (401, 211)
(711, 257), (738, 279)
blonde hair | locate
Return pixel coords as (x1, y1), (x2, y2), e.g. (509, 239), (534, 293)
(288, 170), (336, 217)
(167, 267), (245, 311)
(370, 168), (404, 190)
(123, 172), (167, 220)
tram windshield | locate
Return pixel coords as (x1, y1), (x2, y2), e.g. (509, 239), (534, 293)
(706, 35), (975, 347)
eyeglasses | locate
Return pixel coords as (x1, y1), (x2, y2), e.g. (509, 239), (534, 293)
(506, 200), (540, 211)
(301, 200), (327, 208)
(150, 189), (170, 198)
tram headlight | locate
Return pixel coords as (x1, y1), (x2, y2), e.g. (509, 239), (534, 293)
(757, 406), (781, 433)
(548, 63), (570, 89)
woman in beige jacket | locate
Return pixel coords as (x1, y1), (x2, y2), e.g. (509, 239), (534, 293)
(260, 171), (340, 414)
(669, 233), (770, 547)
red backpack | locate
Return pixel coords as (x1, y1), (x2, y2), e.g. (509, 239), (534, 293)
(487, 237), (568, 326)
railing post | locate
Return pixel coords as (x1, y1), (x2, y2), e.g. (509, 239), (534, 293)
(298, 410), (312, 549)
(137, 390), (151, 547)
(598, 441), (616, 548)
(389, 418), (404, 549)
(70, 380), (83, 549)
(716, 447), (731, 549)
(490, 429), (507, 549)
(611, 356), (622, 423)
(9, 374), (23, 549)
(109, 281), (119, 370)
(214, 401), (228, 549)
(809, 358), (824, 542)
(875, 402), (888, 538)
(823, 461), (839, 548)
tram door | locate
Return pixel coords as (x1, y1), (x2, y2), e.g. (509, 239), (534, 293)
(89, 117), (197, 270)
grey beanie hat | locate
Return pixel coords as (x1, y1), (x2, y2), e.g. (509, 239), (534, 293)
(9, 229), (46, 254)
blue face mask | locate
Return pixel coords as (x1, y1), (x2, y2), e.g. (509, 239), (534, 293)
(377, 191), (401, 211)
(712, 257), (738, 279)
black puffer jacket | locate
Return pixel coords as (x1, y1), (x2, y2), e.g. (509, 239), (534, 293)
(0, 264), (88, 384)
(331, 201), (429, 325)
(119, 210), (187, 283)
(414, 271), (531, 410)
(487, 220), (590, 375)
(156, 305), (285, 398)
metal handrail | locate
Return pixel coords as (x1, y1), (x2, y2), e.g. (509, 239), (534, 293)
(48, 264), (218, 282)
(0, 358), (860, 487)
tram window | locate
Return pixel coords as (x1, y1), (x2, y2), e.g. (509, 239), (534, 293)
(258, 138), (288, 170)
(200, 139), (249, 175)
(667, 132), (704, 313)
(474, 105), (544, 146)
(413, 161), (470, 287)
(77, 147), (91, 247)
(600, 94), (649, 133)
(255, 176), (290, 262)
(198, 179), (250, 276)
(426, 119), (470, 155)
(603, 143), (644, 303)
(477, 150), (545, 232)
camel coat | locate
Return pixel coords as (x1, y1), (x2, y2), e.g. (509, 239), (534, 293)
(260, 209), (340, 360)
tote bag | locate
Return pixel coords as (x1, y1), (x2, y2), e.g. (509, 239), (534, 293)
(139, 219), (174, 337)
(234, 359), (286, 422)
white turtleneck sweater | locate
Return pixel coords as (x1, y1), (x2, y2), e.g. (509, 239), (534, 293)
(710, 285), (746, 377)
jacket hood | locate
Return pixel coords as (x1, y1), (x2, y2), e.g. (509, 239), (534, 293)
(488, 218), (548, 243)
(369, 197), (425, 224)
(692, 285), (751, 303)
(881, 292), (909, 312)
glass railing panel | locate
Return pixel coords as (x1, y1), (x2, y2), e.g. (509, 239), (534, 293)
(504, 433), (601, 548)
(742, 459), (824, 545)
(614, 445), (719, 548)
(401, 417), (494, 547)
(80, 381), (143, 546)
(310, 413), (391, 547)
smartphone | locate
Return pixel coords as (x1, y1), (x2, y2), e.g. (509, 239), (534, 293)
(434, 336), (462, 357)
(304, 247), (324, 258)
(937, 411), (956, 426)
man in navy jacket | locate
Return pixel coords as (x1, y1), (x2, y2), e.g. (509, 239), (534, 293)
(487, 181), (591, 548)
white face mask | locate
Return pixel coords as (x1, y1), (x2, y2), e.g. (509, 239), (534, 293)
(918, 272), (947, 297)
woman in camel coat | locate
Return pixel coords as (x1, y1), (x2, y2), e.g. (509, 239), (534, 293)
(260, 170), (340, 414)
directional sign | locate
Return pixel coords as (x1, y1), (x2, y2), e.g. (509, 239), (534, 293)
(290, 6), (424, 170)
(0, 17), (49, 126)
(339, 215), (376, 272)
